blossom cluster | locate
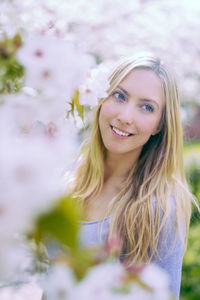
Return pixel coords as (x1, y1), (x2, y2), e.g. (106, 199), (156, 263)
(0, 29), (110, 284)
(39, 261), (171, 300)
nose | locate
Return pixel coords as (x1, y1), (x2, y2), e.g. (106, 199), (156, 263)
(117, 104), (136, 125)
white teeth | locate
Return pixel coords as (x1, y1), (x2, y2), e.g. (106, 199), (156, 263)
(112, 126), (130, 136)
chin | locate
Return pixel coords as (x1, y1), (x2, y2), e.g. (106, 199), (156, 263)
(105, 146), (127, 155)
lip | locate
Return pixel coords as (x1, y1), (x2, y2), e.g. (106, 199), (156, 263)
(110, 125), (133, 139)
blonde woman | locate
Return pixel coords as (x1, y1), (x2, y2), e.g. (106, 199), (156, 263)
(72, 54), (194, 299)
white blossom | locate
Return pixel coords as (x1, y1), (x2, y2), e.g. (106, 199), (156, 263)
(134, 264), (171, 300)
(40, 263), (75, 300)
(0, 235), (32, 283)
(0, 92), (79, 240)
(68, 262), (125, 300)
(17, 33), (95, 101)
(66, 262), (171, 300)
(0, 277), (43, 300)
(0, 2), (20, 38)
(0, 87), (80, 284)
(79, 65), (110, 107)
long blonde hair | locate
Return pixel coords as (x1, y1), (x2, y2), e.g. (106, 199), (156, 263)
(72, 53), (194, 264)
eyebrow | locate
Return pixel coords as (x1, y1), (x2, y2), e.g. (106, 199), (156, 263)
(118, 85), (160, 109)
(118, 86), (130, 97)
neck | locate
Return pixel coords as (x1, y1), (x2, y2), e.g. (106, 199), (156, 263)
(104, 150), (141, 182)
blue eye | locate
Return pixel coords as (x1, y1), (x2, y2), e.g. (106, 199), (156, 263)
(143, 104), (154, 112)
(112, 91), (126, 102)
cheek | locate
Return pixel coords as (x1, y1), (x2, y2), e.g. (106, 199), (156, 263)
(137, 118), (160, 134)
(99, 104), (109, 133)
(99, 100), (115, 121)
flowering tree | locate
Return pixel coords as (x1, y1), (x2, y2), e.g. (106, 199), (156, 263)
(1, 0), (200, 103)
(0, 1), (182, 299)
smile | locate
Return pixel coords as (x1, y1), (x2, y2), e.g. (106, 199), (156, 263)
(111, 125), (133, 137)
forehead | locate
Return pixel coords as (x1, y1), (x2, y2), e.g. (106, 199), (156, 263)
(119, 69), (165, 106)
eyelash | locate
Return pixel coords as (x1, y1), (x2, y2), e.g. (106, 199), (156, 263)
(111, 90), (155, 112)
(142, 104), (154, 112)
(112, 91), (126, 102)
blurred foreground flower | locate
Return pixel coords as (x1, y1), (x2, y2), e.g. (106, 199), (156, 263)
(36, 235), (171, 300)
(41, 258), (171, 300)
(0, 30), (94, 283)
(79, 64), (110, 107)
(17, 33), (95, 101)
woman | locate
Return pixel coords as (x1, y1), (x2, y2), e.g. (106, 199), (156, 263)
(71, 53), (194, 299)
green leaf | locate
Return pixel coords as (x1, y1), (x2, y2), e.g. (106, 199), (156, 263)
(0, 33), (22, 59)
(73, 90), (84, 121)
(67, 89), (84, 121)
(35, 195), (81, 250)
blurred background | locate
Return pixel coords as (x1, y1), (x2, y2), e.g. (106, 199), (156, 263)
(1, 0), (200, 298)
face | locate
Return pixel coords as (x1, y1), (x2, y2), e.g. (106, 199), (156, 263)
(98, 69), (165, 157)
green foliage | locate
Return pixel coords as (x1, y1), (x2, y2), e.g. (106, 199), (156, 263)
(186, 162), (200, 201)
(0, 34), (24, 94)
(181, 224), (200, 300)
(181, 143), (200, 299)
(184, 143), (200, 225)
